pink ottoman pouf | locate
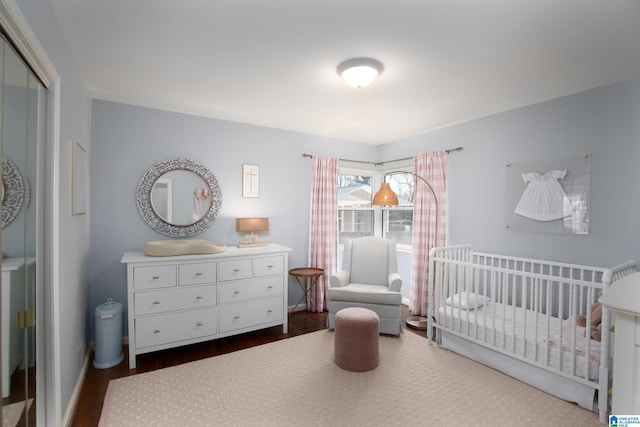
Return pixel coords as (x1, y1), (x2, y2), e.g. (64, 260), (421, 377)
(334, 307), (379, 372)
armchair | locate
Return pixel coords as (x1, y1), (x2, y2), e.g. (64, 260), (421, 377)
(328, 237), (403, 335)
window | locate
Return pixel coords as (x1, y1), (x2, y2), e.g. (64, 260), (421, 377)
(337, 172), (374, 244)
(381, 171), (414, 247)
(338, 168), (415, 248)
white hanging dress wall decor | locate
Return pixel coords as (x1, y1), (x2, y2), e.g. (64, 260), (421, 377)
(514, 169), (573, 221)
(504, 155), (590, 234)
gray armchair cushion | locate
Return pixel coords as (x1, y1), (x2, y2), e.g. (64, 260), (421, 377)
(328, 284), (402, 305)
(348, 236), (396, 286)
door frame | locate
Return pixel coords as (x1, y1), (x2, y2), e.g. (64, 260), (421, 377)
(0, 1), (61, 425)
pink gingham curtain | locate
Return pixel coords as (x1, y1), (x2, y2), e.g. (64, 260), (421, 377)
(410, 151), (447, 315)
(308, 155), (339, 312)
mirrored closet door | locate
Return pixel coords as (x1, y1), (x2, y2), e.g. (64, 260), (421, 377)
(1, 32), (46, 427)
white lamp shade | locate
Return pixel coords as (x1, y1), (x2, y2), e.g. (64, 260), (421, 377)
(337, 58), (383, 88)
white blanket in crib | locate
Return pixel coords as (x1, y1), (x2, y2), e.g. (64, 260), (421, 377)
(437, 302), (600, 380)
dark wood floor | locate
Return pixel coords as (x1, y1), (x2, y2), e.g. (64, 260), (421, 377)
(71, 306), (427, 426)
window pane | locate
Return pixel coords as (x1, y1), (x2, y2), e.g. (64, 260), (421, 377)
(338, 210), (374, 243)
(382, 172), (414, 245)
(384, 209), (413, 245)
(387, 173), (414, 205)
(338, 174), (372, 207)
(338, 174), (373, 243)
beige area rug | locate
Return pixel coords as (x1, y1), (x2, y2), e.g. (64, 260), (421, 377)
(2, 399), (33, 427)
(99, 330), (601, 426)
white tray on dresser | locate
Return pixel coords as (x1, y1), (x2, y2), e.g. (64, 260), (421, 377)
(121, 244), (291, 369)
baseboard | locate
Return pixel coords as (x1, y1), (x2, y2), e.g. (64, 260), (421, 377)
(88, 336), (129, 350)
(62, 347), (91, 427)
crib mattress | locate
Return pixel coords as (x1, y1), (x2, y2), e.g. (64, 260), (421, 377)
(436, 302), (601, 380)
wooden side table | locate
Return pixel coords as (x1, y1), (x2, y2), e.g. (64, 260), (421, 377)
(289, 267), (324, 314)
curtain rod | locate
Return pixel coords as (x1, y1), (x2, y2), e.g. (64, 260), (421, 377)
(302, 146), (463, 167)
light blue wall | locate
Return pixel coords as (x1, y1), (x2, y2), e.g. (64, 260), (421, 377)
(90, 100), (377, 335)
(91, 79), (640, 338)
(383, 78), (640, 267)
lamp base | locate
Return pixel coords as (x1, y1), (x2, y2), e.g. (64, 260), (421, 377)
(405, 316), (428, 330)
(237, 232), (267, 248)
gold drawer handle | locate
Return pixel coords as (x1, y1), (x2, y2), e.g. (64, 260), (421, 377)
(152, 301), (160, 305)
(233, 291), (240, 295)
(233, 269), (240, 273)
(267, 265), (274, 269)
(196, 322), (203, 327)
(195, 272), (203, 277)
(267, 309), (273, 314)
(152, 275), (160, 280)
(267, 285), (273, 289)
(153, 329), (161, 334)
(195, 296), (203, 300)
(233, 315), (240, 320)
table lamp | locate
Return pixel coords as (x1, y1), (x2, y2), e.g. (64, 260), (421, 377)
(236, 218), (269, 248)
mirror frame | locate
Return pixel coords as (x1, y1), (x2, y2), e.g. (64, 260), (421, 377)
(136, 157), (223, 237)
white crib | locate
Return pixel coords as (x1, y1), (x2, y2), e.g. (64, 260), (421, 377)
(427, 244), (637, 423)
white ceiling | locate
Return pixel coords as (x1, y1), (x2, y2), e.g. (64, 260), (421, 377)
(50, 0), (640, 145)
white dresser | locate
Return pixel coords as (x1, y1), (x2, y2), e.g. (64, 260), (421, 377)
(122, 244), (291, 368)
(600, 271), (640, 415)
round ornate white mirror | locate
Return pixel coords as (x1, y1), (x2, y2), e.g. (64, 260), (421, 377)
(136, 158), (222, 237)
(2, 154), (30, 229)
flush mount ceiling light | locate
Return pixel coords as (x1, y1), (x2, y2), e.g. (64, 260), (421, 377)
(337, 58), (384, 88)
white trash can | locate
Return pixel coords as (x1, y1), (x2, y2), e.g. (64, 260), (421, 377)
(93, 298), (124, 369)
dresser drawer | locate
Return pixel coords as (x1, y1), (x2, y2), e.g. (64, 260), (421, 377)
(134, 285), (217, 316)
(179, 262), (217, 286)
(133, 265), (177, 290)
(218, 258), (252, 281)
(218, 276), (284, 304)
(254, 255), (284, 277)
(219, 296), (284, 333)
(135, 307), (218, 349)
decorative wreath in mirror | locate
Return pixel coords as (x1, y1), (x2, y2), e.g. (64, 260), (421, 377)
(2, 155), (30, 229)
(136, 157), (223, 238)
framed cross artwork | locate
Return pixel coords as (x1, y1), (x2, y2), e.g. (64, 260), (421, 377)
(242, 164), (259, 198)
